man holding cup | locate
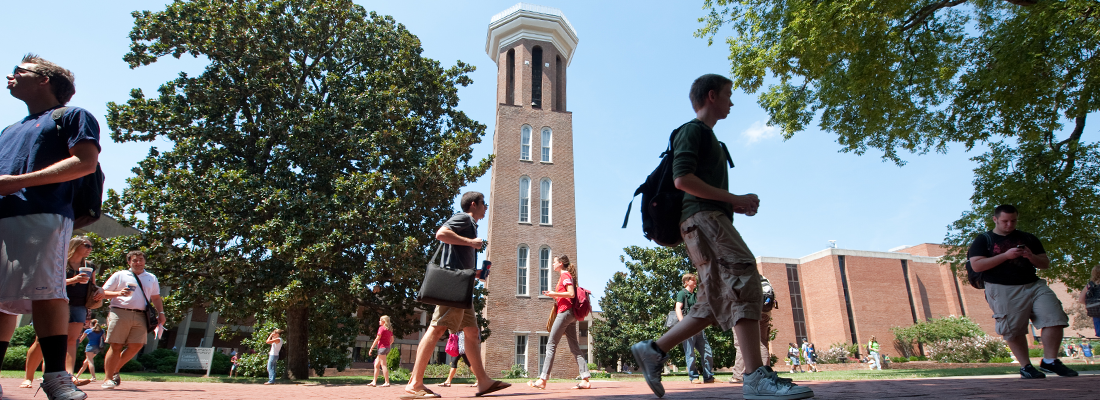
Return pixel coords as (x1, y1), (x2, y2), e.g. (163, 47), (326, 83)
(99, 250), (165, 389)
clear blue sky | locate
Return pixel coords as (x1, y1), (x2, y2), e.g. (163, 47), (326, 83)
(2, 1), (1007, 308)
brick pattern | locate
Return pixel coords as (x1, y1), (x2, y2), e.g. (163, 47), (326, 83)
(482, 36), (581, 378)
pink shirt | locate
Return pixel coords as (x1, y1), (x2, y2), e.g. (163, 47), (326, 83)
(556, 272), (574, 313)
(377, 326), (393, 348)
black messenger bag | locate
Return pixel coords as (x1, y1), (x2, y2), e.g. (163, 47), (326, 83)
(416, 245), (476, 309)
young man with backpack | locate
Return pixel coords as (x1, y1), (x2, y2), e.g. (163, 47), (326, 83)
(968, 204), (1077, 379)
(675, 273), (714, 384)
(631, 74), (813, 399)
(0, 54), (100, 400)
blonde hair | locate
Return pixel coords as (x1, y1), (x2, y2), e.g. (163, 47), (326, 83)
(682, 273), (697, 287)
(91, 320), (102, 332)
(66, 236), (91, 266)
(1091, 265), (1100, 284)
(380, 315), (392, 331)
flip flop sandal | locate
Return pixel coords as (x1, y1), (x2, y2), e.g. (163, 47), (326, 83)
(571, 382), (591, 389)
(381, 383), (391, 387)
(436, 382), (451, 387)
(526, 380), (546, 390)
(367, 382), (376, 387)
(400, 389), (441, 399)
(476, 381), (512, 397)
(19, 380), (33, 389)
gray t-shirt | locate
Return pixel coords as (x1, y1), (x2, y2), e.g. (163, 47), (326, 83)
(441, 212), (477, 270)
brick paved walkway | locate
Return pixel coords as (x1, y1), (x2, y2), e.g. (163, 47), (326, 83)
(2, 372), (1097, 399)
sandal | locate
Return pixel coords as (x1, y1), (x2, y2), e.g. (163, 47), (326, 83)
(571, 381), (591, 389)
(367, 382), (376, 387)
(400, 389), (441, 399)
(475, 380), (512, 397)
(526, 379), (546, 390)
(381, 383), (391, 387)
(436, 382), (451, 387)
(19, 379), (33, 388)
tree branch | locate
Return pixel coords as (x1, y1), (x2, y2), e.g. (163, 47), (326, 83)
(898, 0), (969, 32)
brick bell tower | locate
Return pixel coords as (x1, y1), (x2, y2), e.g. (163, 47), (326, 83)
(481, 4), (581, 378)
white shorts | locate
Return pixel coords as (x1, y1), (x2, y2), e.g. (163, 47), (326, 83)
(0, 213), (72, 314)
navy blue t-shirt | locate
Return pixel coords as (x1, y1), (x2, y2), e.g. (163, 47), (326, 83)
(0, 106), (100, 220)
(440, 212), (477, 270)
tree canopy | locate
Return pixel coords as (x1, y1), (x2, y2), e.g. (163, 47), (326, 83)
(591, 246), (741, 371)
(105, 0), (491, 378)
(698, 0), (1099, 286)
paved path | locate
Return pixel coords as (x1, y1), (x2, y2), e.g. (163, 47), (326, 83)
(2, 372), (1098, 399)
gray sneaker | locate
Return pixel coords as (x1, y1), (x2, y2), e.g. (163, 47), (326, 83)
(631, 340), (668, 398)
(743, 366), (814, 400)
(38, 373), (87, 400)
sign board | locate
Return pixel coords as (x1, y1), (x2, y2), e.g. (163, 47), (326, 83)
(175, 347), (215, 376)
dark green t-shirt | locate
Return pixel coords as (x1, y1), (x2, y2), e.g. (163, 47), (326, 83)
(672, 119), (732, 223)
(675, 289), (696, 313)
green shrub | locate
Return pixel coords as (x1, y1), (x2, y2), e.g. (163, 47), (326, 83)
(389, 367), (410, 382)
(990, 356), (1013, 363)
(386, 346), (401, 371)
(927, 336), (1010, 363)
(893, 316), (985, 357)
(119, 358), (144, 373)
(501, 364), (527, 378)
(589, 371), (611, 379)
(845, 342), (861, 359)
(1028, 348), (1043, 358)
(816, 343), (850, 364)
(909, 355), (928, 361)
(2, 345), (28, 370)
(11, 325), (36, 347)
(235, 353), (285, 378)
(587, 362), (597, 371)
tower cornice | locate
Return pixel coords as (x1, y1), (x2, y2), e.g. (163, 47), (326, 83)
(486, 3), (579, 66)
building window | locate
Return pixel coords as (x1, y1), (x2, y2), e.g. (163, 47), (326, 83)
(520, 126), (531, 161)
(554, 55), (563, 111)
(519, 177), (530, 223)
(538, 335), (549, 374)
(579, 321), (588, 338)
(539, 247), (551, 293)
(506, 49), (515, 105)
(539, 178), (552, 224)
(515, 335), (527, 369)
(540, 127), (552, 162)
(517, 245), (529, 296)
(531, 46), (542, 108)
(785, 264), (808, 344)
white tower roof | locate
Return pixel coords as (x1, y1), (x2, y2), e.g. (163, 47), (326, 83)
(486, 3), (579, 66)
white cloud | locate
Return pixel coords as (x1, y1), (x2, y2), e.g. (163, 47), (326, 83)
(741, 120), (780, 144)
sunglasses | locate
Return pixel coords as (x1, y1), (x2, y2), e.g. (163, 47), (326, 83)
(81, 243), (93, 249)
(13, 66), (44, 76)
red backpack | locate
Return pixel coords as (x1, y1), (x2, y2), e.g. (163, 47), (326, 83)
(572, 286), (592, 321)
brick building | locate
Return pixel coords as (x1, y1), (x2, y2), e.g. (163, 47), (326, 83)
(479, 3), (587, 379)
(762, 243), (1088, 358)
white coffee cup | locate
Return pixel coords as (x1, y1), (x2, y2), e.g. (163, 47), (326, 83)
(78, 267), (93, 279)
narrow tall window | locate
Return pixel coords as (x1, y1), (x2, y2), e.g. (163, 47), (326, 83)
(519, 177), (530, 223)
(506, 49), (515, 105)
(540, 128), (552, 162)
(515, 335), (527, 369)
(539, 178), (552, 224)
(786, 264), (808, 344)
(555, 55), (563, 110)
(517, 245), (529, 296)
(538, 335), (549, 373)
(520, 126), (531, 161)
(531, 46), (543, 108)
(539, 247), (551, 293)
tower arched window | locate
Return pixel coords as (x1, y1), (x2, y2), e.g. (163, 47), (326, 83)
(539, 246), (551, 293)
(517, 245), (529, 296)
(519, 177), (530, 223)
(520, 125), (532, 161)
(540, 127), (552, 162)
(531, 46), (543, 108)
(539, 178), (552, 225)
(506, 49), (516, 105)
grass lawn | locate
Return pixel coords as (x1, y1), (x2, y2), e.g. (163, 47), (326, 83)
(5, 362), (1098, 385)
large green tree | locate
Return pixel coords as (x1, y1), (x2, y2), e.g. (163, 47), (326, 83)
(105, 0), (491, 378)
(697, 0), (1100, 286)
(591, 246), (738, 371)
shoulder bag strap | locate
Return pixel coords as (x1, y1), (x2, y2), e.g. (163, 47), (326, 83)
(130, 271), (152, 302)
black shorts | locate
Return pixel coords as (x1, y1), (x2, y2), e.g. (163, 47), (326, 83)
(449, 353), (469, 369)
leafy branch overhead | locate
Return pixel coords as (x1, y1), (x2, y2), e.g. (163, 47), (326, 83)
(105, 0), (491, 379)
(697, 0), (1099, 285)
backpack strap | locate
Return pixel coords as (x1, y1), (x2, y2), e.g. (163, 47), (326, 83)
(51, 107), (68, 136)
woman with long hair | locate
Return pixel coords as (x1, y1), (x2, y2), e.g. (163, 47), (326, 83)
(20, 236), (102, 388)
(528, 255), (591, 390)
(75, 319), (104, 380)
(367, 315), (393, 387)
(1078, 265), (1100, 338)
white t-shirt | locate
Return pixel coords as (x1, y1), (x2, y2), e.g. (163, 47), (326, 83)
(103, 269), (161, 309)
(269, 337), (284, 356)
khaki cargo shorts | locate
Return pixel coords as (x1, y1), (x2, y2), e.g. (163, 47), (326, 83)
(985, 280), (1069, 340)
(681, 211), (762, 331)
(430, 304), (476, 332)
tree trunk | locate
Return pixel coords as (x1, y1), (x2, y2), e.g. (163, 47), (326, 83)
(287, 305), (311, 380)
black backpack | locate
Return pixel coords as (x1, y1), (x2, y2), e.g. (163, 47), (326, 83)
(965, 232), (994, 290)
(49, 107), (105, 229)
(622, 122), (732, 247)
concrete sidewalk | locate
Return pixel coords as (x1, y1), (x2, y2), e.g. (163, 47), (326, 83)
(2, 372), (1097, 399)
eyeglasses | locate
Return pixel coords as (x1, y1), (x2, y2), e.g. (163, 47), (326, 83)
(81, 243), (93, 249)
(13, 66), (44, 76)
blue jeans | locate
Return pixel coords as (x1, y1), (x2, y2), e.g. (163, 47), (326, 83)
(682, 331), (714, 381)
(1093, 317), (1100, 337)
(267, 355), (278, 382)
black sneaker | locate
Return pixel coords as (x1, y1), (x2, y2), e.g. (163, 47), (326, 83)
(1038, 359), (1078, 377)
(1020, 364), (1046, 379)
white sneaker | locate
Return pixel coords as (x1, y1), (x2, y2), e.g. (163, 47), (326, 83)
(743, 366), (814, 400)
(101, 379), (118, 389)
(38, 372), (87, 400)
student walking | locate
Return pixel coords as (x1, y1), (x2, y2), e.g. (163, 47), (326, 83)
(630, 74), (813, 400)
(674, 273), (714, 384)
(264, 329), (284, 384)
(803, 342), (818, 372)
(867, 337), (882, 370)
(75, 320), (104, 381)
(439, 330), (474, 388)
(1078, 265), (1100, 338)
(527, 255), (591, 390)
(367, 316), (393, 387)
(787, 343), (803, 373)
